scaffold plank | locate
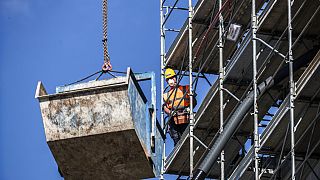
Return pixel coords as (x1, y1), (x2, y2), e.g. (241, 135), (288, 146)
(165, 0), (266, 74)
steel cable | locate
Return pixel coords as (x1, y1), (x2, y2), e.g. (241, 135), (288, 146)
(102, 0), (112, 71)
(64, 70), (103, 86)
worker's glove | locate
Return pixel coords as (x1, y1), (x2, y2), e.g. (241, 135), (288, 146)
(184, 107), (190, 113)
(193, 92), (197, 98)
(170, 110), (177, 117)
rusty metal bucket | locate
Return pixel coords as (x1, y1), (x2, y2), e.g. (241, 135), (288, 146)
(35, 68), (162, 180)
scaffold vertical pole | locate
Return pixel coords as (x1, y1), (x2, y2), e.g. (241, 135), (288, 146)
(218, 0), (225, 179)
(188, 0), (194, 178)
(159, 0), (166, 179)
(287, 0), (296, 179)
(251, 0), (260, 179)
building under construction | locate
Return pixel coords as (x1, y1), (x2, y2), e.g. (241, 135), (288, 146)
(36, 0), (320, 179)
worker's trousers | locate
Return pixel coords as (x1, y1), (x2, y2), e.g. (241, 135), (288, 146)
(169, 120), (188, 146)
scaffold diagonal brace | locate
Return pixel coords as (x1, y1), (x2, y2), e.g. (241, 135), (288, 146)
(254, 37), (286, 59)
(222, 87), (241, 102)
(193, 135), (209, 150)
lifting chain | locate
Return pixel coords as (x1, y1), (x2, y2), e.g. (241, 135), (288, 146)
(102, 0), (112, 72)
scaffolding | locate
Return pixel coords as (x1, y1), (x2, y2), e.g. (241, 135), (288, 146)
(160, 0), (320, 179)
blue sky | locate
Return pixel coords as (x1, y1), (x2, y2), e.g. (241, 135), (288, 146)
(0, 0), (161, 179)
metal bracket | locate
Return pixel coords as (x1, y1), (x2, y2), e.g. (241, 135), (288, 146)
(163, 6), (188, 11)
(164, 28), (181, 32)
(165, 6), (169, 16)
(293, 82), (297, 97)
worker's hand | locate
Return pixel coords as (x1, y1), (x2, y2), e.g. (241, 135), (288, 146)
(193, 92), (197, 98)
(170, 110), (177, 117)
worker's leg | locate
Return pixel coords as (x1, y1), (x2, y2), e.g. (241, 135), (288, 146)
(169, 121), (180, 145)
(176, 123), (188, 137)
(180, 123), (188, 134)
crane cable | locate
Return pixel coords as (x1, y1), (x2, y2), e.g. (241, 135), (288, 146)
(101, 0), (112, 72)
(62, 0), (117, 87)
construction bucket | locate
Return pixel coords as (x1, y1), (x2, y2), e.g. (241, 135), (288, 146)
(35, 68), (163, 180)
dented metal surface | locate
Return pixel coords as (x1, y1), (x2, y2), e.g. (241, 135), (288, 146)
(40, 86), (132, 141)
(35, 68), (161, 179)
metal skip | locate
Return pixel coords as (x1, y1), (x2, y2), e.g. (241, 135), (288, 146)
(35, 68), (162, 180)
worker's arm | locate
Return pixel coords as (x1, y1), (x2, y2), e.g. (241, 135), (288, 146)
(163, 92), (173, 115)
(186, 85), (197, 107)
(163, 104), (171, 115)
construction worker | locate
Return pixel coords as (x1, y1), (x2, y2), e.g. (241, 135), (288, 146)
(163, 68), (196, 145)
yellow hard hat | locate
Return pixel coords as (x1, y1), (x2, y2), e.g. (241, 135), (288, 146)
(165, 68), (176, 79)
